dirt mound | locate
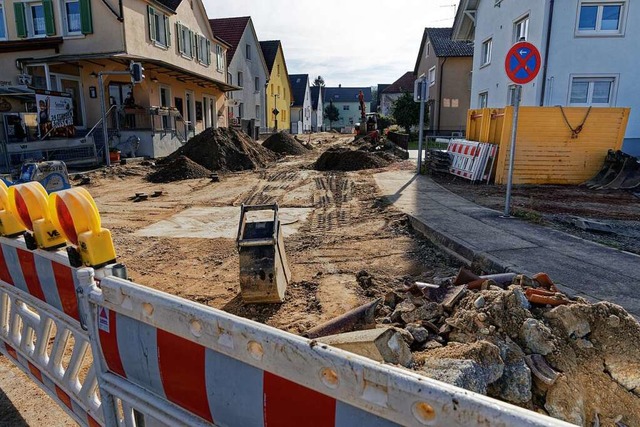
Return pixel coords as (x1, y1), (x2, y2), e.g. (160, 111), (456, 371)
(314, 148), (391, 171)
(375, 271), (640, 425)
(147, 155), (212, 183)
(262, 132), (308, 155)
(162, 127), (277, 172)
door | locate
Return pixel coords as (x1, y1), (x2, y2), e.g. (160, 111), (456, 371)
(51, 74), (86, 128)
(203, 95), (216, 129)
(160, 86), (171, 130)
(185, 90), (195, 135)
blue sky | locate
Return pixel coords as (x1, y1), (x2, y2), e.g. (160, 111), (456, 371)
(203, 1), (459, 87)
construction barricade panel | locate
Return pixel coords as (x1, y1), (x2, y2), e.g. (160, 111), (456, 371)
(0, 236), (103, 427)
(78, 275), (572, 427)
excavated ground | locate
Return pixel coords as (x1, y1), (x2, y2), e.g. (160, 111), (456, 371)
(1, 133), (638, 426)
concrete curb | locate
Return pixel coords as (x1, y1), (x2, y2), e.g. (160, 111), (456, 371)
(407, 215), (534, 277)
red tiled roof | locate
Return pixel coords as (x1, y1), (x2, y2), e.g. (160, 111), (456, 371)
(209, 16), (251, 63)
(383, 72), (416, 94)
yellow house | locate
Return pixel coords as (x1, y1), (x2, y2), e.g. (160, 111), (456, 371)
(259, 40), (293, 132)
(0, 0), (236, 166)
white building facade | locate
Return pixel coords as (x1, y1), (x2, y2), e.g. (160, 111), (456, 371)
(455, 0), (640, 155)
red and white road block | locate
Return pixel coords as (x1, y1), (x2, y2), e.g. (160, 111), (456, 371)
(447, 139), (499, 182)
(77, 275), (571, 427)
(0, 236), (103, 426)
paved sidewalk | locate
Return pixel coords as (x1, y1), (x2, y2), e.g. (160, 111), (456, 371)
(375, 170), (640, 318)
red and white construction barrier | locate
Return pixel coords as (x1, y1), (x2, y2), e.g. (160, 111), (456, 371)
(447, 139), (499, 182)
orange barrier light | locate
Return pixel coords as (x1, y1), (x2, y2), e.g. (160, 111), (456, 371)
(8, 182), (66, 249)
(0, 181), (26, 237)
(50, 187), (116, 268)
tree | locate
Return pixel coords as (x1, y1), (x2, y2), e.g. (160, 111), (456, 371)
(324, 101), (340, 129)
(313, 76), (325, 87)
(391, 92), (422, 134)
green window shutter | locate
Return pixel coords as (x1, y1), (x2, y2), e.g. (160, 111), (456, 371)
(147, 5), (156, 42)
(164, 15), (170, 46)
(43, 0), (56, 36)
(14, 3), (27, 38)
(79, 0), (93, 34)
(189, 30), (194, 58)
(176, 23), (183, 53)
(206, 39), (211, 65)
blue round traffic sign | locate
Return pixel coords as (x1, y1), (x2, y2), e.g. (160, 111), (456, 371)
(505, 42), (542, 85)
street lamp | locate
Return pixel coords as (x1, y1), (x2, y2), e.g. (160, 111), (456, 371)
(273, 93), (280, 132)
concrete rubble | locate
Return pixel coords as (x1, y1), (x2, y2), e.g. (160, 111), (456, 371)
(320, 267), (640, 425)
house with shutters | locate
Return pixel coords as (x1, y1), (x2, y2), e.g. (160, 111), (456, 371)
(259, 40), (292, 132)
(209, 16), (268, 132)
(414, 27), (473, 136)
(310, 85), (324, 132)
(453, 0), (639, 155)
(289, 74), (311, 134)
(0, 0), (235, 166)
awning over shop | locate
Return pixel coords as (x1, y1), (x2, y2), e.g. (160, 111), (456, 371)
(17, 53), (240, 92)
(0, 85), (35, 101)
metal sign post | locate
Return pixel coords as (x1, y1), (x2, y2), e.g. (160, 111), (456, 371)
(416, 75), (427, 174)
(502, 41), (542, 216)
(504, 85), (521, 217)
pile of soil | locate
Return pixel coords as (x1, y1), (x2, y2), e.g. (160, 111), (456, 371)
(162, 127), (277, 172)
(371, 270), (640, 425)
(262, 132), (309, 156)
(147, 155), (211, 183)
(314, 148), (391, 171)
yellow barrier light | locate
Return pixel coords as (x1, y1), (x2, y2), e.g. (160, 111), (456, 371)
(0, 181), (26, 237)
(8, 182), (66, 250)
(50, 187), (116, 268)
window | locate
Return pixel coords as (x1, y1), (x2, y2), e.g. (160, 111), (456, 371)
(195, 34), (210, 65)
(578, 2), (624, 34)
(177, 23), (193, 58)
(426, 41), (430, 57)
(238, 103), (244, 119)
(343, 105), (350, 110)
(514, 15), (529, 42)
(28, 2), (46, 36)
(237, 72), (243, 87)
(147, 6), (169, 47)
(256, 105), (260, 119)
(277, 64), (280, 76)
(254, 76), (260, 92)
(428, 66), (436, 87)
(61, 0), (80, 34)
(478, 91), (488, 108)
(246, 44), (251, 60)
(0, 2), (6, 39)
(481, 38), (492, 66)
(216, 45), (224, 70)
(569, 77), (615, 105)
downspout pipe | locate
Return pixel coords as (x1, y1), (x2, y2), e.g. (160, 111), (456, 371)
(437, 57), (448, 134)
(540, 0), (555, 106)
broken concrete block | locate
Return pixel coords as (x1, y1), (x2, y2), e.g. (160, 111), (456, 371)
(442, 286), (467, 311)
(511, 287), (531, 310)
(520, 318), (555, 355)
(474, 295), (486, 309)
(488, 359), (532, 404)
(319, 327), (413, 367)
(545, 305), (590, 339)
(573, 217), (615, 234)
(390, 300), (416, 323)
(604, 357), (640, 393)
(421, 359), (488, 394)
(417, 341), (504, 384)
(401, 302), (441, 324)
(406, 324), (429, 344)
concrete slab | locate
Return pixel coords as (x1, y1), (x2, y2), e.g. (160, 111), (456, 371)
(375, 170), (640, 318)
(136, 207), (313, 239)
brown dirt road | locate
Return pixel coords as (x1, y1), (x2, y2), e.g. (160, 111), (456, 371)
(0, 133), (461, 425)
